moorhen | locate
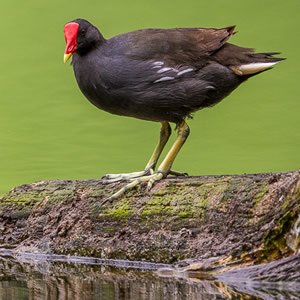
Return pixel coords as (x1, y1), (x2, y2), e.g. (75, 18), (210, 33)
(63, 18), (283, 200)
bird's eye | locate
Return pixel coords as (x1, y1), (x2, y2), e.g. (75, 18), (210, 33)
(80, 29), (86, 35)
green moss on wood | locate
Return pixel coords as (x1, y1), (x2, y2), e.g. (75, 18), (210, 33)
(263, 211), (297, 260)
(253, 184), (269, 206)
(100, 200), (134, 220)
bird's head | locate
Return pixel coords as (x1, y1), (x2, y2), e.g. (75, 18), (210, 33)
(63, 18), (104, 63)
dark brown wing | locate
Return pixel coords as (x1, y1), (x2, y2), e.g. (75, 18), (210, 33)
(122, 26), (236, 66)
(213, 43), (284, 66)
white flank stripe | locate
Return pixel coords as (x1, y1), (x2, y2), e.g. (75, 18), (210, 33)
(177, 68), (194, 76)
(232, 62), (279, 75)
(153, 61), (164, 65)
(157, 67), (173, 73)
(154, 76), (174, 83)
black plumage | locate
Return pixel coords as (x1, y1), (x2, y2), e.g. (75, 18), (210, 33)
(63, 18), (284, 199)
(66, 19), (283, 123)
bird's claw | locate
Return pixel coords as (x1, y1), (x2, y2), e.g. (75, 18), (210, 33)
(169, 170), (189, 177)
(101, 167), (188, 203)
(101, 169), (154, 183)
(102, 168), (186, 183)
(146, 172), (163, 191)
(103, 172), (165, 203)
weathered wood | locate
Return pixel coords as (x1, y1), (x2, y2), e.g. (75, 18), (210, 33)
(0, 170), (299, 281)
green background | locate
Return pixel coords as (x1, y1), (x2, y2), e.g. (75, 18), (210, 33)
(0, 0), (299, 195)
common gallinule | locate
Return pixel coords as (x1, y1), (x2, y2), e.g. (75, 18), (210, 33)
(63, 18), (283, 200)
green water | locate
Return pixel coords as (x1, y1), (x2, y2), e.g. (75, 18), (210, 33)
(1, 0), (299, 195)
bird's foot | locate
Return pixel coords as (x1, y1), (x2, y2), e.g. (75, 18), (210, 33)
(102, 168), (188, 183)
(102, 172), (165, 204)
(101, 169), (154, 183)
(101, 169), (188, 205)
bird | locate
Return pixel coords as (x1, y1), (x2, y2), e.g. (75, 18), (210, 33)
(63, 18), (284, 201)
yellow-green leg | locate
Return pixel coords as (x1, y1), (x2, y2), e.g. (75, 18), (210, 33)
(102, 122), (171, 182)
(145, 121), (171, 170)
(147, 120), (190, 190)
(104, 120), (190, 202)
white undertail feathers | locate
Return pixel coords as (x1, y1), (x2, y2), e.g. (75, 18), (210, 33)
(231, 62), (280, 76)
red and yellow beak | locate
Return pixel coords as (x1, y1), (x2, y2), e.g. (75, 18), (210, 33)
(64, 22), (79, 63)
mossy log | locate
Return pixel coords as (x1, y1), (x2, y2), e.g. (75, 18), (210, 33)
(0, 170), (299, 280)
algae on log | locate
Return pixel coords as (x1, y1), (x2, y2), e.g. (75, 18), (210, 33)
(0, 171), (299, 269)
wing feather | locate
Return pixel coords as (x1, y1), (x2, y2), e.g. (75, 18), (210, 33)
(119, 26), (236, 66)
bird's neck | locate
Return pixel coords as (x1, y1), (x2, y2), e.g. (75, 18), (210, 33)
(77, 29), (106, 56)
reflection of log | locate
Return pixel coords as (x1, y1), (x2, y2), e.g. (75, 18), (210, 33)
(0, 251), (299, 299)
(0, 254), (253, 299)
(0, 170), (299, 281)
(218, 253), (300, 282)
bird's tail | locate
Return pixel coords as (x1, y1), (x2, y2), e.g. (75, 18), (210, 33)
(214, 43), (285, 76)
(230, 52), (285, 76)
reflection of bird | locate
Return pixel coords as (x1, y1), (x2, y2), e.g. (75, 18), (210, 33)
(63, 18), (283, 200)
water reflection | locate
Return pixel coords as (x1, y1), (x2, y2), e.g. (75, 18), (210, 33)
(0, 254), (298, 300)
(0, 255), (248, 300)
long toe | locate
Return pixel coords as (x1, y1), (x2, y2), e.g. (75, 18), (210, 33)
(146, 172), (164, 191)
(101, 169), (153, 183)
(169, 170), (189, 176)
(103, 172), (166, 203)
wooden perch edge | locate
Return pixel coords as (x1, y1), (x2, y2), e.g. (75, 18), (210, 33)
(0, 170), (299, 282)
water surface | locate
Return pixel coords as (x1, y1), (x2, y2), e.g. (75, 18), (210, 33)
(2, 253), (300, 300)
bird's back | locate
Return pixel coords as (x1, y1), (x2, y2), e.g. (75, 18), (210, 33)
(72, 26), (283, 123)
